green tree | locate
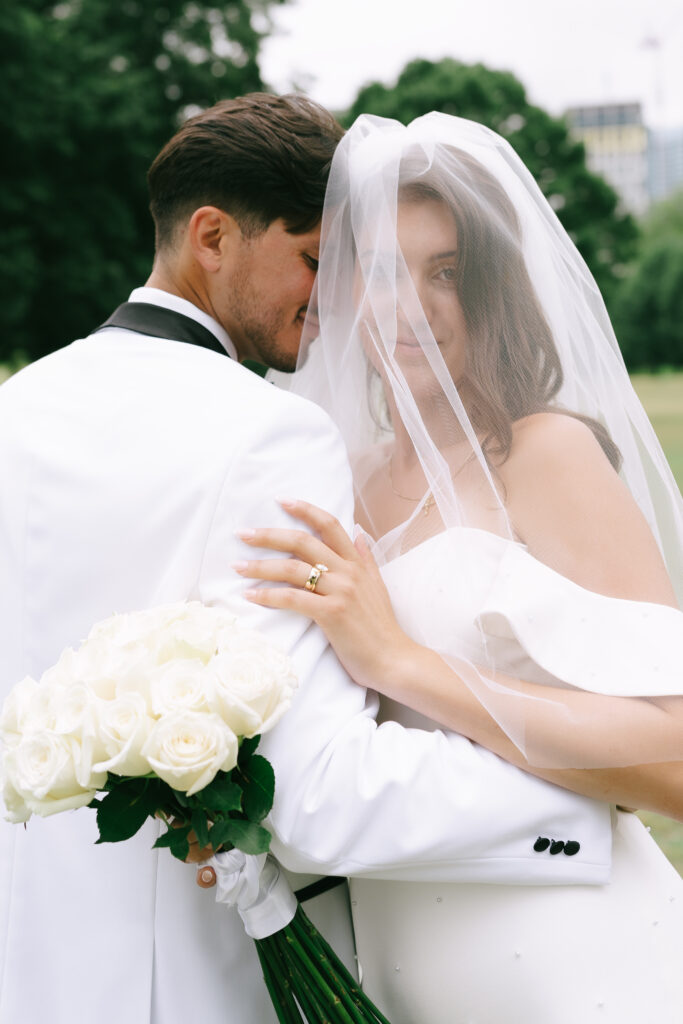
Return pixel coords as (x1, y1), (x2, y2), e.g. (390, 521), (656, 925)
(612, 190), (683, 369)
(640, 186), (683, 248)
(344, 59), (638, 311)
(0, 0), (285, 363)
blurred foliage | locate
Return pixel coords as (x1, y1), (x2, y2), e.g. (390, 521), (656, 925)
(640, 186), (683, 249)
(613, 232), (683, 370)
(612, 188), (683, 370)
(0, 0), (285, 363)
(343, 59), (639, 316)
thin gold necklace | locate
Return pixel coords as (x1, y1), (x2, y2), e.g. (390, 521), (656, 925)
(389, 454), (473, 517)
(388, 461), (436, 516)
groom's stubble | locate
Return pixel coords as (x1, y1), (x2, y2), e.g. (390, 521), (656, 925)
(144, 93), (341, 371)
(218, 218), (321, 373)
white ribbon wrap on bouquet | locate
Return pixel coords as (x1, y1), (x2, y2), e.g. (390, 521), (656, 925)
(208, 850), (298, 939)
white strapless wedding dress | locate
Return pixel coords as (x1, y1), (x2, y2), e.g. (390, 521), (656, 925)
(351, 529), (683, 1024)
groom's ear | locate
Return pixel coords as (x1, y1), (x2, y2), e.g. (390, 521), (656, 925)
(188, 206), (241, 273)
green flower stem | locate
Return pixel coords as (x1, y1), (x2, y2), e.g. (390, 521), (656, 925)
(256, 940), (304, 1024)
(273, 935), (333, 1023)
(290, 909), (391, 1024)
(264, 926), (336, 1023)
(268, 929), (328, 1021)
(261, 933), (310, 1023)
(282, 926), (363, 1024)
(288, 917), (363, 1023)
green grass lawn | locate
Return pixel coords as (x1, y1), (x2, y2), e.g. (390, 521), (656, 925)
(630, 373), (683, 873)
(2, 362), (683, 869)
(631, 372), (683, 490)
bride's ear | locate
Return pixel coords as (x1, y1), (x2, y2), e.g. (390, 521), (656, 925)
(188, 206), (241, 273)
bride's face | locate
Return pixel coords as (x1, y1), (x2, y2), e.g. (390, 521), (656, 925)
(355, 197), (469, 390)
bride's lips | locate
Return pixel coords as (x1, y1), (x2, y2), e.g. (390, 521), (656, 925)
(395, 336), (427, 351)
(395, 332), (443, 350)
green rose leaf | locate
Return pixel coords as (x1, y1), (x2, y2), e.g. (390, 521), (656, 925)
(191, 808), (210, 850)
(139, 778), (168, 816)
(94, 783), (154, 843)
(199, 775), (243, 816)
(153, 823), (191, 861)
(209, 819), (271, 855)
(238, 735), (261, 766)
(240, 755), (275, 822)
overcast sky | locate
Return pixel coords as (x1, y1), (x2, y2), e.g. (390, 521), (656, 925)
(260, 0), (683, 130)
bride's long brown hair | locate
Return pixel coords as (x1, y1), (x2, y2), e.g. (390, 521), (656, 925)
(399, 148), (621, 470)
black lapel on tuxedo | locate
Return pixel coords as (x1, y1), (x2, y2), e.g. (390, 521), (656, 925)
(96, 302), (231, 359)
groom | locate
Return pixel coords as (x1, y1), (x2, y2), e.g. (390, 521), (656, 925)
(0, 94), (612, 1024)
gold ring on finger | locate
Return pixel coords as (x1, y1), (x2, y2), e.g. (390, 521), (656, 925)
(304, 564), (324, 592)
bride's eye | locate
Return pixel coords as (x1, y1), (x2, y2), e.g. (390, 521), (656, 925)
(435, 265), (458, 285)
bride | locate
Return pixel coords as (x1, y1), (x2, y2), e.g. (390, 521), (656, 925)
(236, 113), (683, 1021)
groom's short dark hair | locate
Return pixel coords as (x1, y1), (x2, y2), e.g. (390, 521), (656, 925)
(148, 93), (344, 250)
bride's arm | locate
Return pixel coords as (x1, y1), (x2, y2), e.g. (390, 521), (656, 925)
(385, 642), (683, 822)
(500, 412), (677, 607)
(235, 486), (683, 822)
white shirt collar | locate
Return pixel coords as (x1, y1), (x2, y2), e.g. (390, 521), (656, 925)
(128, 286), (238, 361)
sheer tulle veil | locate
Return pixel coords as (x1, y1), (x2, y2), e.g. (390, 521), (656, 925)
(285, 112), (683, 769)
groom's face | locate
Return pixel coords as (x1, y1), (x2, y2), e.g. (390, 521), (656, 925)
(219, 219), (321, 372)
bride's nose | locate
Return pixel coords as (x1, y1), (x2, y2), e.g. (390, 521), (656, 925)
(397, 275), (435, 331)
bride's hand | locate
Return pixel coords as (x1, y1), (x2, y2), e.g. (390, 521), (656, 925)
(234, 499), (417, 691)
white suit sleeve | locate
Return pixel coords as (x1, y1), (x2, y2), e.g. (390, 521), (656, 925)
(198, 390), (611, 884)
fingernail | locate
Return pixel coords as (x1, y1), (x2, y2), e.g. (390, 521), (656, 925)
(231, 561), (249, 573)
(277, 498), (297, 508)
(236, 529), (256, 540)
(244, 589), (260, 601)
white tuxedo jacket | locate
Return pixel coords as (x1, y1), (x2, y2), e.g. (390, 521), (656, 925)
(0, 289), (612, 1023)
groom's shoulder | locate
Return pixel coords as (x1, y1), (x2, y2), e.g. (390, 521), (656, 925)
(177, 347), (340, 439)
(0, 333), (346, 467)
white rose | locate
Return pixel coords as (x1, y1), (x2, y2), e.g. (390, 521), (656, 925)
(21, 681), (60, 734)
(39, 645), (77, 687)
(50, 680), (96, 735)
(1, 760), (32, 823)
(216, 623), (274, 655)
(92, 692), (155, 777)
(47, 681), (109, 787)
(0, 676), (40, 746)
(4, 731), (102, 817)
(141, 711), (238, 796)
(149, 659), (212, 718)
(208, 648), (297, 738)
(87, 606), (179, 646)
(71, 635), (158, 702)
(154, 603), (227, 665)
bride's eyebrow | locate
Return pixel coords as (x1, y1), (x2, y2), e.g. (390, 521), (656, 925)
(429, 250), (458, 261)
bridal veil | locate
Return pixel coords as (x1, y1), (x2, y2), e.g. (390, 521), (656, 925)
(288, 113), (683, 770)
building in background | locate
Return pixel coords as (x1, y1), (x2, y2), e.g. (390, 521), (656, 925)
(565, 103), (650, 215)
(566, 102), (683, 216)
(648, 125), (683, 203)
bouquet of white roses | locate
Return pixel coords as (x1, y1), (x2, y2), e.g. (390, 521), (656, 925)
(0, 602), (391, 1024)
